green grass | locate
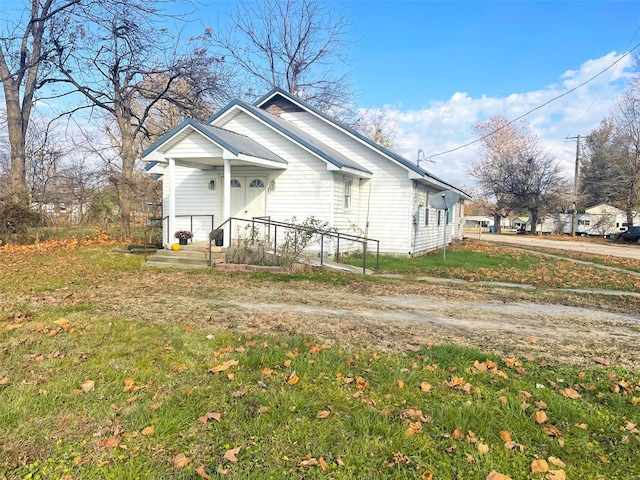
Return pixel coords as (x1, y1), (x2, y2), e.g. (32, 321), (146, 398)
(1, 243), (640, 478)
(343, 242), (640, 292)
(1, 317), (638, 479)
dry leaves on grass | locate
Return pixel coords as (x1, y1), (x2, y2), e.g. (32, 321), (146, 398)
(224, 446), (241, 463)
(174, 453), (190, 468)
(209, 359), (239, 374)
(198, 412), (222, 424)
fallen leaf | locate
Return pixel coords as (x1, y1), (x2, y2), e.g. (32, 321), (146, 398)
(123, 378), (137, 393)
(546, 470), (566, 480)
(209, 359), (239, 374)
(499, 431), (512, 442)
(498, 396), (508, 405)
(420, 382), (432, 392)
(198, 411), (222, 424)
(531, 459), (549, 473)
(318, 456), (329, 472)
(80, 380), (95, 393)
(316, 410), (331, 419)
(599, 455), (609, 463)
(486, 472), (512, 480)
(287, 371), (299, 385)
(396, 380), (405, 389)
(101, 437), (119, 448)
(422, 471), (434, 479)
(195, 465), (211, 479)
(548, 456), (566, 468)
(452, 428), (463, 439)
(561, 387), (581, 399)
(174, 453), (190, 468)
(224, 446), (241, 463)
(141, 425), (154, 436)
(0, 376), (9, 385)
(533, 410), (548, 424)
(544, 425), (562, 437)
(592, 356), (610, 366)
(283, 359), (292, 368)
(477, 443), (490, 454)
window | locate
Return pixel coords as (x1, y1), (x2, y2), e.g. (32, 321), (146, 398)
(249, 179), (265, 188)
(578, 219), (591, 226)
(230, 179), (241, 188)
(437, 210), (441, 226)
(343, 178), (352, 209)
(425, 192), (429, 225)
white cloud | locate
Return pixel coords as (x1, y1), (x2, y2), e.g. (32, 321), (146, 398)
(376, 52), (635, 189)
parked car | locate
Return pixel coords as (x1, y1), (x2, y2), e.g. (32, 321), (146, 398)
(616, 226), (640, 243)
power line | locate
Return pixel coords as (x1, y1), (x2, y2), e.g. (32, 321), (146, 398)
(428, 42), (640, 160)
(567, 24), (640, 135)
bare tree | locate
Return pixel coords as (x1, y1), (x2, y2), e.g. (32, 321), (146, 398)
(611, 81), (640, 226)
(581, 80), (640, 227)
(470, 116), (528, 232)
(0, 0), (80, 202)
(470, 116), (568, 234)
(48, 1), (228, 238)
(353, 107), (398, 149)
(211, 0), (353, 114)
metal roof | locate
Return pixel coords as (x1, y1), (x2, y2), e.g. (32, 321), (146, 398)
(255, 88), (470, 198)
(142, 118), (287, 166)
(209, 100), (372, 175)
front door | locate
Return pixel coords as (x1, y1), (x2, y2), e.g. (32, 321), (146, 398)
(227, 176), (267, 219)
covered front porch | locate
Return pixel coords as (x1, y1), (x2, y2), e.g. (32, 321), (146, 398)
(142, 119), (287, 247)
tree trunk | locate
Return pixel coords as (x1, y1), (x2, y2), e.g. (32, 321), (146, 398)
(3, 82), (28, 202)
(529, 209), (539, 235)
(493, 212), (502, 233)
(627, 210), (634, 228)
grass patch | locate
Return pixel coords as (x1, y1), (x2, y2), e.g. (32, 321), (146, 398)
(1, 317), (638, 479)
(343, 241), (640, 292)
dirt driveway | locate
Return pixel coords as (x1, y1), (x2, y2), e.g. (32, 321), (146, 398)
(89, 272), (640, 371)
(478, 233), (640, 260)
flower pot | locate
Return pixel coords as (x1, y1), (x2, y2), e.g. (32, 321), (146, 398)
(215, 237), (223, 247)
(179, 238), (188, 246)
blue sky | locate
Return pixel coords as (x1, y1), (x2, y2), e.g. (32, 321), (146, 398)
(3, 0), (638, 189)
(346, 1), (639, 107)
(319, 1), (640, 187)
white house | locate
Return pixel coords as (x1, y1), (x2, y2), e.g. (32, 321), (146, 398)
(142, 88), (470, 255)
(533, 204), (637, 236)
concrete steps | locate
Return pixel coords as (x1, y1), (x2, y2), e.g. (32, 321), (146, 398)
(142, 242), (225, 270)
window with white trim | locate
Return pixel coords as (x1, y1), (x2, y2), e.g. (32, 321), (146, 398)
(425, 192), (430, 225)
(343, 178), (352, 210)
(249, 179), (265, 188)
(230, 179), (241, 188)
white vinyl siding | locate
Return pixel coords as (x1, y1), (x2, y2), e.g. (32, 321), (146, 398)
(164, 131), (222, 159)
(220, 112), (334, 223)
(161, 165), (218, 242)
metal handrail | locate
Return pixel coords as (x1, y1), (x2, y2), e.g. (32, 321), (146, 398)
(162, 215), (215, 244)
(211, 216), (380, 274)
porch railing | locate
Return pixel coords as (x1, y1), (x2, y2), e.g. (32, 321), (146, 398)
(162, 215), (215, 244)
(212, 216), (380, 274)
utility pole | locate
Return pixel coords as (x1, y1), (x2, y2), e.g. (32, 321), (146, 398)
(566, 135), (581, 237)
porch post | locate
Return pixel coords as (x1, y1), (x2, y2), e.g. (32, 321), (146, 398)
(223, 157), (231, 246)
(168, 157), (176, 247)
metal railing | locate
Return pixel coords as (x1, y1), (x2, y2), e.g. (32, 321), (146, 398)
(211, 216), (380, 274)
(162, 215), (215, 244)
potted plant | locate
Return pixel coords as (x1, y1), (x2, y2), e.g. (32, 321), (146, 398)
(211, 228), (224, 247)
(174, 230), (193, 245)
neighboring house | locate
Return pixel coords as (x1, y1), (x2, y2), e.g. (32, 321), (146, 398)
(464, 216), (493, 229)
(142, 88), (470, 255)
(529, 204), (637, 236)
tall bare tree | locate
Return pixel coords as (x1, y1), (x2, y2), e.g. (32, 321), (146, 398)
(0, 0), (79, 202)
(470, 116), (568, 234)
(581, 79), (640, 227)
(49, 1), (229, 238)
(211, 0), (353, 114)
